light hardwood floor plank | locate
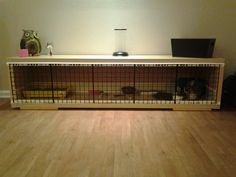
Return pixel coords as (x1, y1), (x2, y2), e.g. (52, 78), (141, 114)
(0, 108), (235, 177)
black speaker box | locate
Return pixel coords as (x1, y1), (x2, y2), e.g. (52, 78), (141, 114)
(222, 74), (236, 107)
(171, 38), (216, 58)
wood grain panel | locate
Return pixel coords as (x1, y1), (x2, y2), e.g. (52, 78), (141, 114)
(0, 107), (235, 177)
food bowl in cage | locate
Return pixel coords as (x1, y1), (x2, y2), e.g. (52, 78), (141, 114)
(23, 88), (68, 99)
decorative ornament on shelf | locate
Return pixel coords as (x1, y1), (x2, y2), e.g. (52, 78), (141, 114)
(113, 28), (129, 56)
(20, 29), (42, 56)
(46, 42), (53, 56)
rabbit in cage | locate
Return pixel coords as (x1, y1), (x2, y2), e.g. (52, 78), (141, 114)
(177, 78), (208, 100)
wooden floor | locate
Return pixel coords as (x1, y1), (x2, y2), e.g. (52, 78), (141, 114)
(0, 100), (236, 177)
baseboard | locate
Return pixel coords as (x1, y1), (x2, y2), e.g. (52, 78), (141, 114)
(0, 90), (10, 98)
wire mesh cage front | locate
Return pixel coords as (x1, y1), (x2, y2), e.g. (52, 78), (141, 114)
(9, 64), (53, 104)
(9, 63), (220, 105)
(176, 64), (220, 104)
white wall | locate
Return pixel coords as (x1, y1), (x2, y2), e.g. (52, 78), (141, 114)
(1, 0), (236, 90)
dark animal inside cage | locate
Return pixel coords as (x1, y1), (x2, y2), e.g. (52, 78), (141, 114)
(152, 92), (173, 100)
(121, 86), (137, 95)
(177, 78), (208, 100)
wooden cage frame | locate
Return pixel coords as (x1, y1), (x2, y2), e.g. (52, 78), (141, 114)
(7, 55), (225, 110)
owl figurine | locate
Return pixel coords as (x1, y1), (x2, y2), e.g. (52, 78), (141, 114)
(20, 30), (42, 56)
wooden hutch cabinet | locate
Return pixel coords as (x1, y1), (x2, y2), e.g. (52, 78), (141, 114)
(7, 55), (225, 110)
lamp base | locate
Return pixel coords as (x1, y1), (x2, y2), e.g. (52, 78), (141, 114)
(113, 51), (129, 56)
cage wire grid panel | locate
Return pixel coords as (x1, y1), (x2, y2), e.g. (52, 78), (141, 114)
(8, 63), (220, 107)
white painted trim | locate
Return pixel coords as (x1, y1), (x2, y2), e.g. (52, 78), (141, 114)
(7, 62), (225, 65)
(0, 90), (10, 98)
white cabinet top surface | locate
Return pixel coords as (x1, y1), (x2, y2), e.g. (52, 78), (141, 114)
(8, 55), (225, 64)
